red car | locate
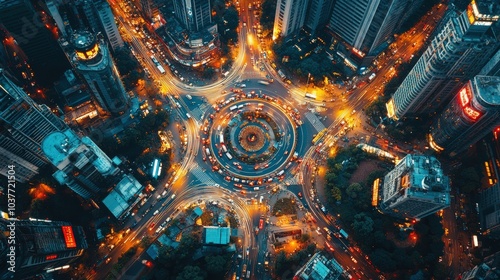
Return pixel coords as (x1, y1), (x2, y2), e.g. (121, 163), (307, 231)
(148, 223), (155, 231)
(298, 192), (303, 198)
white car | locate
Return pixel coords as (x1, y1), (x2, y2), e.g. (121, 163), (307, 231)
(153, 210), (159, 216)
(171, 194), (176, 199)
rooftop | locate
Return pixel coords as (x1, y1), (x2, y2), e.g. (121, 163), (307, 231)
(473, 75), (500, 106)
(203, 226), (230, 245)
(296, 252), (343, 280)
(102, 174), (144, 219)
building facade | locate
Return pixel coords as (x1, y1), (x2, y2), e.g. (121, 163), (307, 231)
(479, 182), (500, 238)
(173, 0), (212, 33)
(272, 0), (309, 39)
(71, 31), (128, 114)
(0, 0), (70, 86)
(380, 154), (450, 220)
(387, 1), (500, 119)
(0, 69), (68, 182)
(0, 218), (87, 280)
(460, 251), (500, 279)
(303, 0), (333, 36)
(94, 0), (125, 52)
(480, 48), (500, 77)
(429, 76), (500, 156)
(328, 0), (407, 56)
(41, 129), (121, 199)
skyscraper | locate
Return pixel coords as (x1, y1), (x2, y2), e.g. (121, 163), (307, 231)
(460, 251), (500, 279)
(387, 1), (500, 119)
(429, 76), (500, 156)
(94, 0), (125, 52)
(172, 0), (212, 33)
(272, 0), (309, 39)
(480, 48), (500, 76)
(0, 218), (88, 280)
(136, 0), (159, 22)
(0, 0), (70, 86)
(41, 128), (121, 199)
(303, 0), (333, 36)
(0, 69), (68, 183)
(479, 182), (500, 238)
(71, 31), (128, 114)
(327, 0), (407, 56)
(380, 154), (451, 220)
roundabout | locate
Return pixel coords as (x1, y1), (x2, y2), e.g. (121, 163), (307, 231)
(203, 91), (299, 182)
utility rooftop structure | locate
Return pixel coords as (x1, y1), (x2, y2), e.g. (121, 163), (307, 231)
(380, 155), (451, 220)
(294, 252), (343, 280)
(42, 129), (120, 199)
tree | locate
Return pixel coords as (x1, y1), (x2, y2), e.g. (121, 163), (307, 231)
(346, 183), (363, 199)
(370, 249), (396, 272)
(176, 265), (205, 280)
(352, 213), (374, 236)
(331, 187), (342, 201)
(205, 255), (227, 275)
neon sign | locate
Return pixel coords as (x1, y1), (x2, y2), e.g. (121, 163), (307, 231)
(61, 226), (77, 248)
(458, 85), (482, 121)
(45, 254), (58, 260)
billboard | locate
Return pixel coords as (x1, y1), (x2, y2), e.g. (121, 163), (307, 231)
(61, 226), (77, 248)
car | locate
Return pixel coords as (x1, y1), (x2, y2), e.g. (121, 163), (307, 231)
(153, 210), (159, 216)
(148, 223), (155, 230)
(246, 247), (250, 256)
(166, 217), (172, 223)
(171, 194), (176, 199)
(351, 256), (358, 264)
(298, 192), (303, 198)
(105, 257), (112, 264)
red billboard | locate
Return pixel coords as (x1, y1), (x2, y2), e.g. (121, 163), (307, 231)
(61, 226), (77, 248)
(45, 254), (58, 260)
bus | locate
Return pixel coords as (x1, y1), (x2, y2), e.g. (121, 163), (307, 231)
(312, 128), (327, 145)
(276, 170), (284, 176)
(258, 80), (270, 85)
(305, 93), (317, 100)
(339, 229), (349, 239)
(219, 133), (224, 144)
(157, 65), (166, 75)
(230, 105), (237, 111)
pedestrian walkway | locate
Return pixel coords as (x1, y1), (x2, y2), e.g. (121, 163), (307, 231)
(190, 165), (216, 185)
(243, 70), (264, 79)
(284, 176), (298, 186)
(305, 112), (326, 132)
(190, 107), (203, 122)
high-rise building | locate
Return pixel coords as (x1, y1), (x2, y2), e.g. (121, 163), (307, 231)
(172, 0), (212, 33)
(479, 182), (500, 238)
(135, 0), (159, 22)
(94, 0), (125, 52)
(0, 0), (70, 87)
(0, 69), (68, 183)
(303, 0), (334, 36)
(41, 128), (121, 199)
(71, 31), (128, 114)
(46, 0), (124, 52)
(480, 48), (500, 76)
(327, 0), (407, 56)
(0, 218), (88, 280)
(429, 76), (500, 156)
(380, 154), (451, 220)
(387, 1), (500, 119)
(272, 0), (309, 39)
(460, 251), (500, 279)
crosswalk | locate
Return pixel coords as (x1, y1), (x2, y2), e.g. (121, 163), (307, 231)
(305, 112), (326, 132)
(190, 165), (216, 185)
(190, 103), (210, 121)
(284, 176), (298, 186)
